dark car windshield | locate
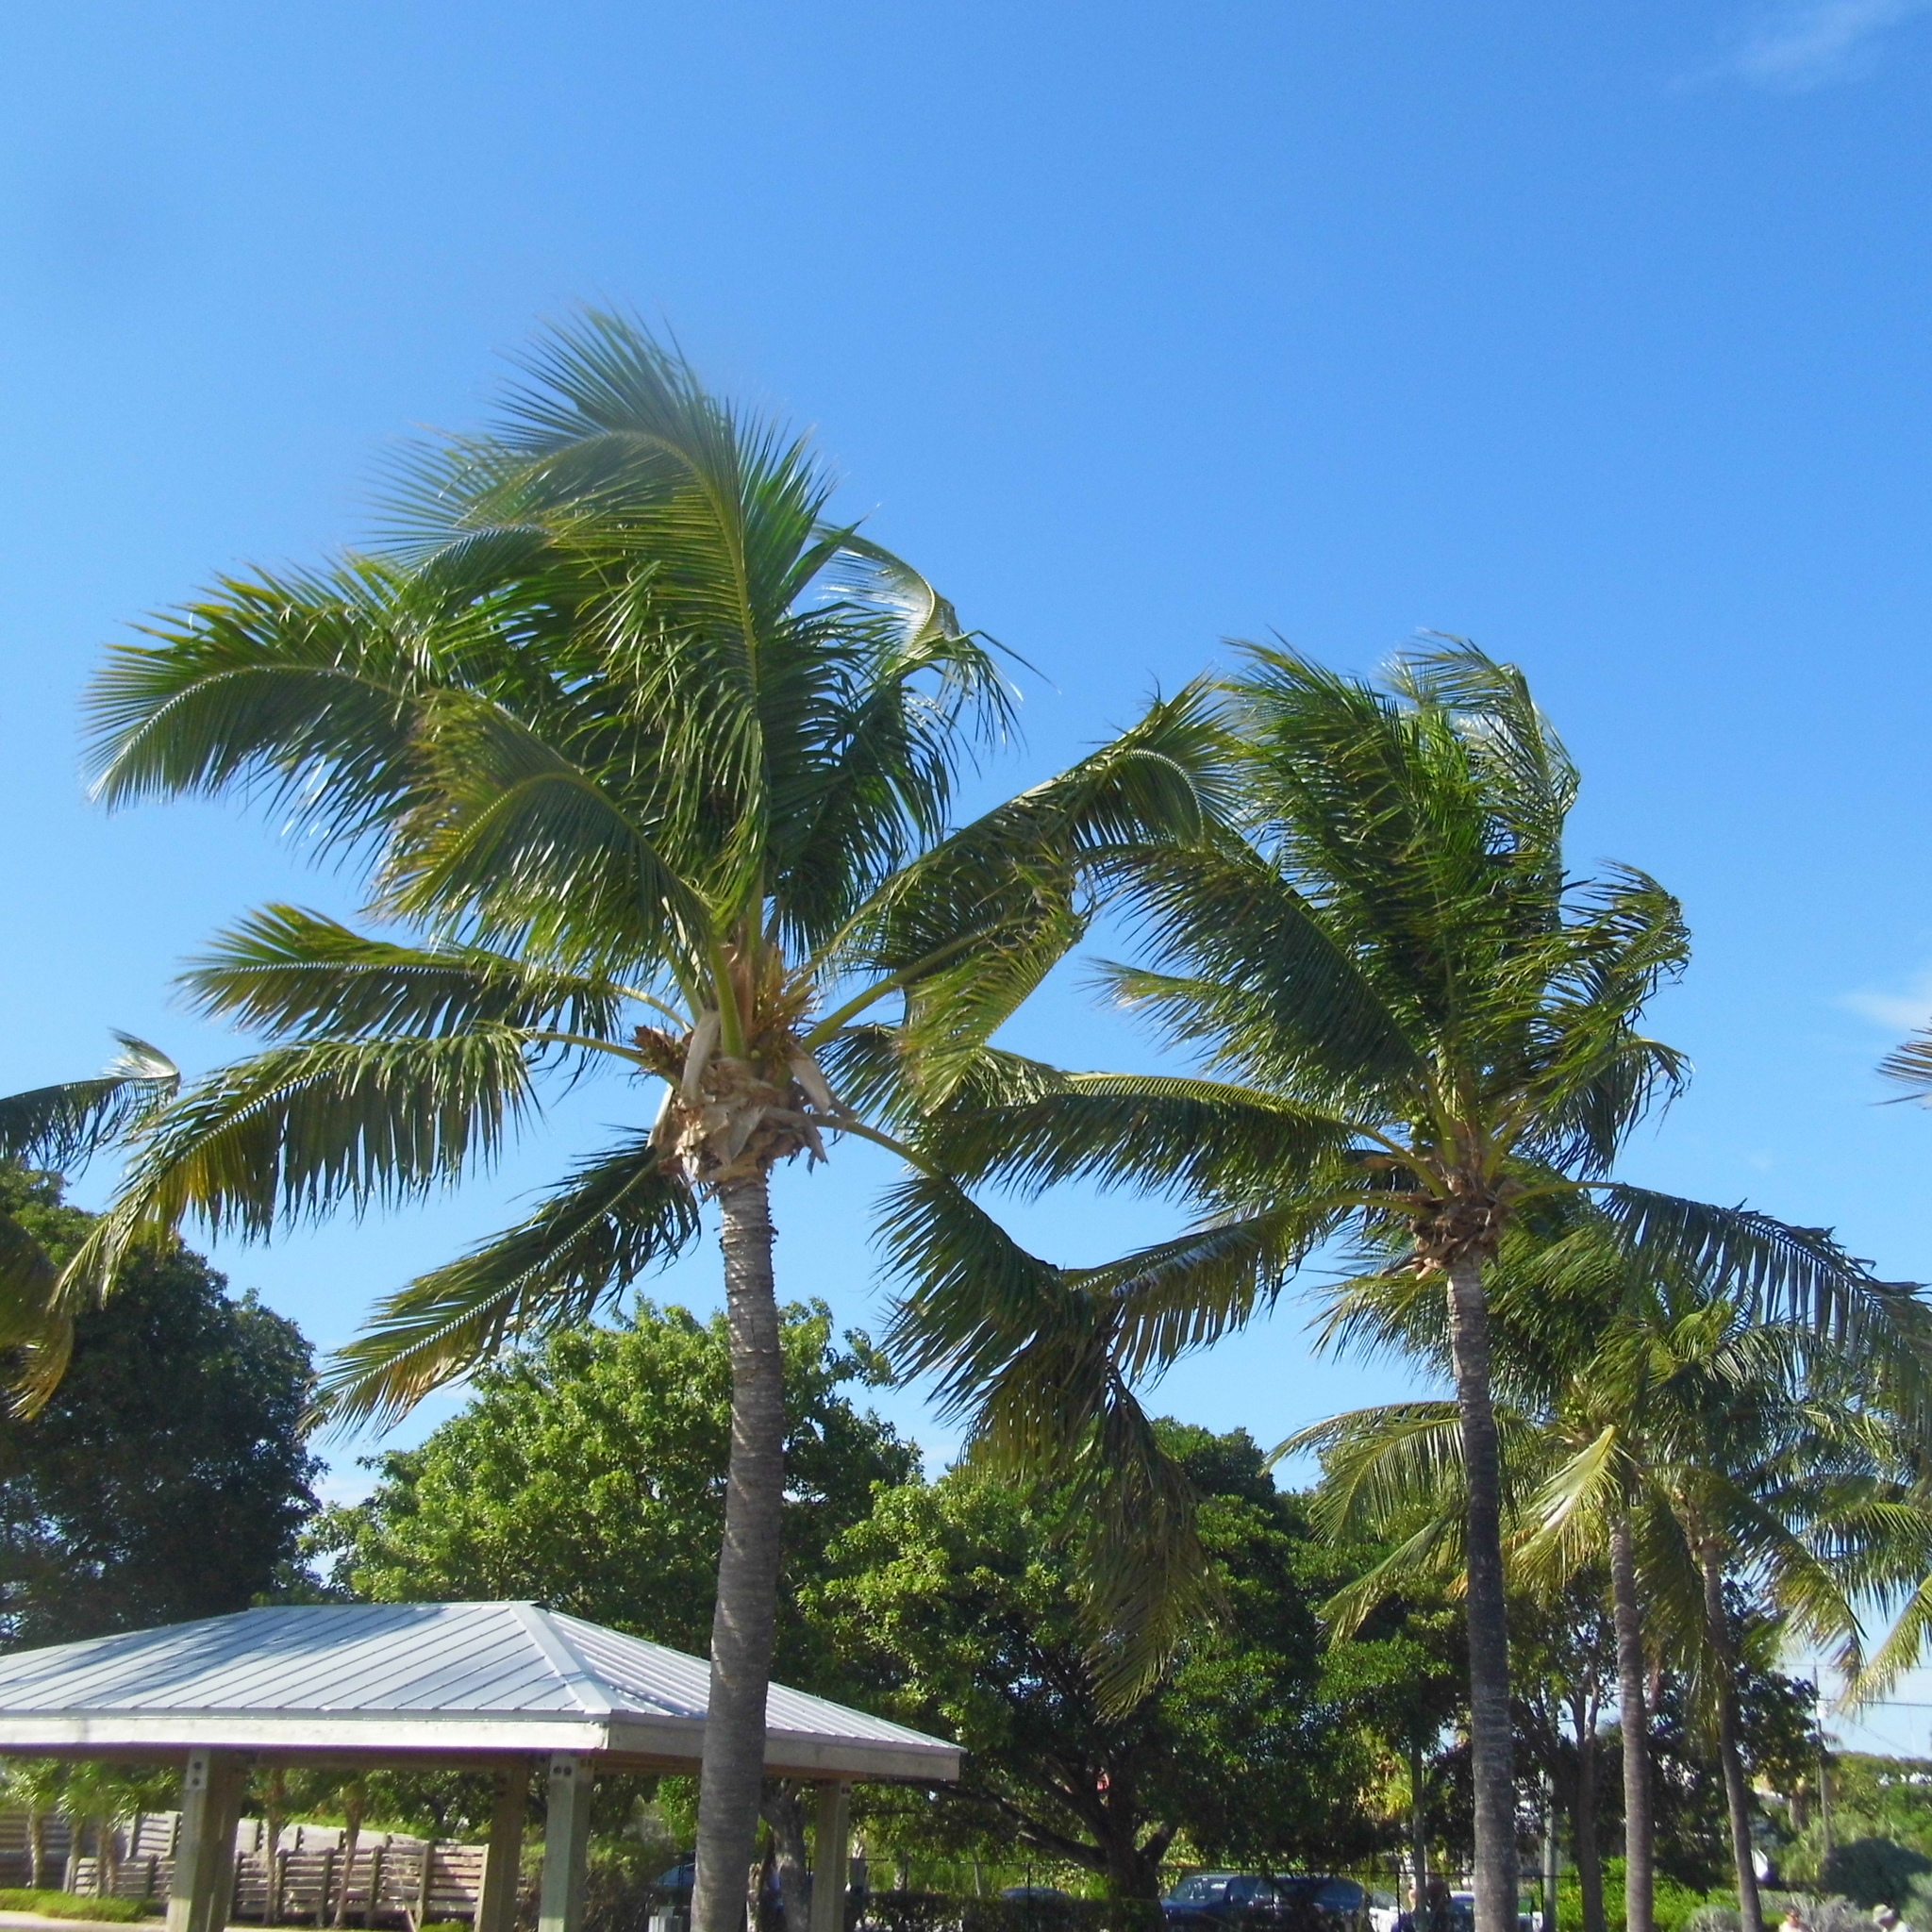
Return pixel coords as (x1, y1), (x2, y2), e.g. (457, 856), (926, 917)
(1168, 1879), (1240, 1906)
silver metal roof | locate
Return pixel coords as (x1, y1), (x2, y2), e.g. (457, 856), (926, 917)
(0, 1602), (958, 1783)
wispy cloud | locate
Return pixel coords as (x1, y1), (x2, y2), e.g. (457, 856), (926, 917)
(1839, 971), (1932, 1033)
(1726, 0), (1932, 89)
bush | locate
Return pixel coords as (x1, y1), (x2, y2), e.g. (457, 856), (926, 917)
(1681, 1908), (1741, 1932)
(1822, 1840), (1932, 1911)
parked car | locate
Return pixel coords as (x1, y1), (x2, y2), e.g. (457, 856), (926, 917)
(1368, 1893), (1400, 1932)
(1163, 1874), (1370, 1932)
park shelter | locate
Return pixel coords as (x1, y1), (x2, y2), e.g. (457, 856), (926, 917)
(0, 1603), (960, 1932)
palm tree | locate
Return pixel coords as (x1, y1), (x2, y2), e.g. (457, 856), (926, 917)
(77, 314), (1218, 1932)
(884, 641), (1925, 1932)
(1302, 1220), (1895, 1932)
(0, 1037), (178, 1395)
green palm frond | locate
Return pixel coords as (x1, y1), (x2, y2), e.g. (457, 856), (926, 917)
(876, 1168), (1213, 1710)
(93, 1031), (541, 1257)
(830, 684), (1229, 1099)
(185, 906), (643, 1041)
(319, 1131), (700, 1429)
(915, 1069), (1357, 1202)
(0, 1035), (179, 1170)
(1596, 1185), (1932, 1379)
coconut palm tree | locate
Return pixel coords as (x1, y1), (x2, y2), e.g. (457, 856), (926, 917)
(76, 314), (1220, 1932)
(0, 1036), (178, 1394)
(884, 640), (1926, 1932)
(1299, 1217), (1896, 1932)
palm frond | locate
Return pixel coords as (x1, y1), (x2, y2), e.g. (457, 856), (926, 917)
(184, 906), (641, 1042)
(92, 1031), (541, 1259)
(0, 1036), (179, 1170)
(319, 1131), (700, 1429)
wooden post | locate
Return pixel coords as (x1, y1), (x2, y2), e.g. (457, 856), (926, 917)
(366, 1842), (386, 1930)
(318, 1848), (336, 1929)
(414, 1840), (437, 1930)
(166, 1750), (245, 1932)
(808, 1786), (850, 1932)
(537, 1757), (591, 1932)
(475, 1770), (528, 1932)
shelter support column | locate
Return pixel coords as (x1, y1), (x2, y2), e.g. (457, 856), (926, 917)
(538, 1754), (593, 1932)
(477, 1766), (529, 1932)
(165, 1748), (245, 1932)
(808, 1783), (851, 1932)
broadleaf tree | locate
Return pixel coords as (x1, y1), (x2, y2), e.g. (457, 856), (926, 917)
(77, 313), (1220, 1932)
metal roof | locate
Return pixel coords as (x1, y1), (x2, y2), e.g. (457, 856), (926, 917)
(0, 1603), (959, 1784)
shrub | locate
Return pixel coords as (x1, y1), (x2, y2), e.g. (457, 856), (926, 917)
(1822, 1840), (1932, 1911)
(1681, 1907), (1741, 1932)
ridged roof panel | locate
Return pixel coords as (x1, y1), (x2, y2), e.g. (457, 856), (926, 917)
(0, 1604), (952, 1754)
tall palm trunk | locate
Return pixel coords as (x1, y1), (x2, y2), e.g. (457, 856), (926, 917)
(693, 1173), (787, 1932)
(1608, 1513), (1653, 1932)
(1699, 1548), (1763, 1932)
(1567, 1692), (1605, 1932)
(1408, 1736), (1429, 1914)
(1444, 1255), (1517, 1932)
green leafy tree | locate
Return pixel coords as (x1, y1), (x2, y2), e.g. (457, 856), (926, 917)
(888, 641), (1917, 1932)
(0, 1168), (318, 1646)
(313, 1297), (915, 1686)
(808, 1424), (1365, 1900)
(79, 314), (1216, 1932)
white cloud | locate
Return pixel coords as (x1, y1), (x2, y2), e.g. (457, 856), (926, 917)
(1839, 972), (1932, 1032)
(1727, 0), (1932, 89)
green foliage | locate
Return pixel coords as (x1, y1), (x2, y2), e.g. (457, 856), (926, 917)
(0, 1168), (319, 1646)
(808, 1424), (1371, 1898)
(1790, 1757), (1932, 1868)
(0, 1889), (149, 1921)
(312, 1299), (914, 1682)
(1554, 1864), (1726, 1932)
(1821, 1839), (1932, 1910)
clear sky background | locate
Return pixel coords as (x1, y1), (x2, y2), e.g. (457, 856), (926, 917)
(5, 0), (1932, 1746)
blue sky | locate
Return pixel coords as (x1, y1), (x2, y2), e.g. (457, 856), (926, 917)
(6, 0), (1932, 1742)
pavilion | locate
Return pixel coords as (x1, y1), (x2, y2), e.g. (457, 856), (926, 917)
(0, 1603), (959, 1932)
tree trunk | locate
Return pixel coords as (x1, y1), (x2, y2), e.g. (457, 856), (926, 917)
(1444, 1253), (1517, 1932)
(1701, 1547), (1763, 1932)
(693, 1173), (787, 1932)
(760, 1784), (809, 1932)
(1568, 1693), (1605, 1932)
(1608, 1514), (1653, 1932)
(332, 1784), (366, 1930)
(1408, 1736), (1430, 1915)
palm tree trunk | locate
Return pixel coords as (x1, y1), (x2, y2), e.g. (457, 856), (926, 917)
(1608, 1514), (1653, 1932)
(1408, 1736), (1429, 1915)
(1444, 1253), (1517, 1932)
(1699, 1548), (1763, 1932)
(693, 1172), (787, 1932)
(1571, 1703), (1605, 1932)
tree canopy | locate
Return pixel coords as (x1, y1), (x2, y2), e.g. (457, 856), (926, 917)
(808, 1423), (1377, 1900)
(313, 1297), (916, 1686)
(0, 1165), (318, 1647)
